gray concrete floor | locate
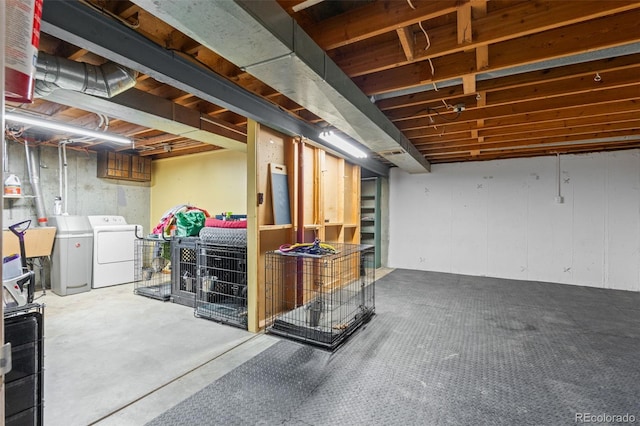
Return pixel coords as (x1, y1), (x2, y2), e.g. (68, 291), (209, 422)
(40, 267), (395, 425)
(40, 284), (276, 426)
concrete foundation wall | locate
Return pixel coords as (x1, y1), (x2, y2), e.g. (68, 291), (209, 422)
(389, 149), (640, 291)
(3, 141), (150, 231)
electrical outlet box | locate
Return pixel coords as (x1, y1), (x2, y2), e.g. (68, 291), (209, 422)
(555, 196), (564, 204)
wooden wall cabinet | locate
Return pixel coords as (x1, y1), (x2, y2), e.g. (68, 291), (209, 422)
(131, 155), (152, 181)
(97, 151), (151, 182)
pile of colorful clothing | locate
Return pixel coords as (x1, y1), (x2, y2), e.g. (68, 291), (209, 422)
(152, 204), (210, 237)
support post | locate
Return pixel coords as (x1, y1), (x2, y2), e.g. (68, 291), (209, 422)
(246, 119), (259, 332)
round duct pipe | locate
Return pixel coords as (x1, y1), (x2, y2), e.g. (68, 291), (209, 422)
(25, 142), (48, 226)
(34, 51), (138, 99)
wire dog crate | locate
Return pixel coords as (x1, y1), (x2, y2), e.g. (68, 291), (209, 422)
(265, 243), (375, 350)
(195, 242), (248, 329)
(133, 238), (172, 300)
(170, 237), (200, 307)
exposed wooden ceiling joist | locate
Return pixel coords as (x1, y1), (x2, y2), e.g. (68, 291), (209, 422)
(6, 0), (637, 167)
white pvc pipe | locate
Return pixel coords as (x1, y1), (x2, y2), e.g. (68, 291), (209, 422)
(555, 153), (564, 204)
(63, 142), (69, 215)
(557, 153), (561, 198)
(58, 142), (63, 201)
(3, 135), (8, 173)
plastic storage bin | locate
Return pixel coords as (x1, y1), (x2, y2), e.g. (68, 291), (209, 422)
(3, 254), (22, 280)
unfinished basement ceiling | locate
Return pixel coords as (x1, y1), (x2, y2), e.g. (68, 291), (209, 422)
(5, 0), (640, 174)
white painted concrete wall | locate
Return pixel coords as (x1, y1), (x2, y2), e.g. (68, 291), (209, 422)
(389, 149), (640, 291)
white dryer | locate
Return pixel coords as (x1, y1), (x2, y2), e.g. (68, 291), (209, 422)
(88, 215), (142, 288)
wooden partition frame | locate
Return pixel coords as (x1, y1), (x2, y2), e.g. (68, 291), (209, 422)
(246, 119), (362, 331)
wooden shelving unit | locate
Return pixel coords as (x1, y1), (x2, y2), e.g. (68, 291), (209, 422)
(361, 177), (381, 268)
(3, 194), (37, 200)
(259, 224), (293, 231)
(246, 119), (362, 332)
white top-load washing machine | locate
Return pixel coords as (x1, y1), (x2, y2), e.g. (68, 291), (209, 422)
(88, 215), (142, 288)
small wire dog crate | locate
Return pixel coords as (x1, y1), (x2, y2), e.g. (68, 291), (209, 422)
(134, 238), (172, 300)
(265, 243), (375, 350)
(195, 242), (248, 329)
(170, 237), (200, 307)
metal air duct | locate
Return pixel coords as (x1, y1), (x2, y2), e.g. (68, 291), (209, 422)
(34, 51), (138, 98)
(131, 0), (431, 173)
(25, 142), (48, 226)
(40, 1), (390, 176)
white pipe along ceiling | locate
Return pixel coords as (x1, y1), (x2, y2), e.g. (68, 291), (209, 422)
(131, 0), (431, 173)
(42, 89), (248, 152)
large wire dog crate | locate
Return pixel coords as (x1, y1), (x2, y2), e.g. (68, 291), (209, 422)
(195, 242), (248, 329)
(170, 237), (200, 307)
(133, 238), (172, 300)
(265, 243), (375, 350)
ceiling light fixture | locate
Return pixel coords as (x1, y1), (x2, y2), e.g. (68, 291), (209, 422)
(319, 131), (367, 159)
(4, 112), (132, 145)
(291, 0), (324, 12)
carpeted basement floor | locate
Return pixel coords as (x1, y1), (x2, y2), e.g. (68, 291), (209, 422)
(148, 269), (640, 425)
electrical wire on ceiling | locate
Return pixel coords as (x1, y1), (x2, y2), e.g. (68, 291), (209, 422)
(423, 100), (461, 126)
(4, 109), (33, 144)
(5, 122), (96, 156)
(406, 0), (438, 91)
(419, 22), (431, 51)
(4, 110), (119, 147)
(59, 113), (110, 143)
(441, 99), (452, 109)
(4, 128), (46, 147)
(427, 107), (460, 122)
(402, 97), (460, 135)
(428, 59), (437, 91)
(5, 124), (24, 139)
(406, 0), (431, 51)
